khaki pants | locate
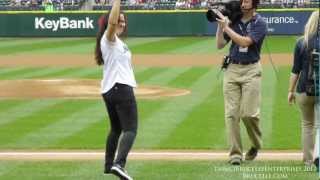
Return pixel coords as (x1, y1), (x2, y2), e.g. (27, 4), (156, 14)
(296, 93), (315, 164)
(223, 62), (262, 159)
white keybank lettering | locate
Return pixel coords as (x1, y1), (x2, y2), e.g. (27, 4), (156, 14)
(35, 17), (94, 31)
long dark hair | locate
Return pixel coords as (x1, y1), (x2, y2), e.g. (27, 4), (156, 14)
(94, 12), (128, 66)
(95, 14), (109, 66)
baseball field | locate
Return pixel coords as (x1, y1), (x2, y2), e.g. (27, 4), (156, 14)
(0, 36), (318, 179)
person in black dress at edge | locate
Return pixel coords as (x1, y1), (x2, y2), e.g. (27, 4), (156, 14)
(94, 0), (137, 179)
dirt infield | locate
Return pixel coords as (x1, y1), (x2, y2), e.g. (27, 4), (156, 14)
(0, 54), (292, 67)
(0, 150), (302, 161)
(0, 79), (190, 99)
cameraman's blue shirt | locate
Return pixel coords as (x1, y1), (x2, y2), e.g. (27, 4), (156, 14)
(224, 13), (268, 63)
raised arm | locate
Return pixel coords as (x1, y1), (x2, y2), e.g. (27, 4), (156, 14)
(105, 0), (121, 42)
(216, 24), (228, 49)
(215, 10), (253, 47)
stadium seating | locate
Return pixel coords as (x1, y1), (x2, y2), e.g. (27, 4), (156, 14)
(0, 0), (319, 11)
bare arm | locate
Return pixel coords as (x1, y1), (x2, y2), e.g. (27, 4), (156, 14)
(216, 24), (227, 49)
(105, 0), (121, 42)
(288, 73), (299, 105)
(223, 26), (253, 47)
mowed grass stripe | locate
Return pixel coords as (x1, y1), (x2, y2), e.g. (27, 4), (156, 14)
(0, 38), (93, 55)
(0, 161), (84, 180)
(55, 117), (106, 149)
(0, 100), (62, 126)
(35, 37), (165, 54)
(0, 66), (148, 80)
(160, 84), (226, 149)
(0, 162), (24, 177)
(0, 160), (317, 180)
(28, 67), (85, 79)
(57, 100), (171, 149)
(37, 43), (95, 54)
(12, 101), (105, 149)
(0, 67), (28, 75)
(167, 37), (228, 54)
(49, 68), (101, 79)
(271, 66), (300, 149)
(23, 37), (173, 54)
(0, 100), (26, 115)
(135, 68), (218, 148)
(142, 67), (191, 85)
(124, 37), (173, 46)
(0, 67), (94, 80)
(0, 100), (95, 148)
(135, 67), (168, 83)
(0, 67), (42, 79)
(259, 66), (277, 148)
(7, 67), (72, 79)
(130, 37), (207, 54)
(0, 36), (297, 55)
(168, 67), (211, 88)
(0, 38), (84, 49)
(261, 36), (297, 54)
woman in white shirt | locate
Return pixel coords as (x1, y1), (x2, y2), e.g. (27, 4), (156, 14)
(95, 0), (137, 179)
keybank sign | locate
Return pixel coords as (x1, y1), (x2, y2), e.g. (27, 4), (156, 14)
(35, 17), (94, 32)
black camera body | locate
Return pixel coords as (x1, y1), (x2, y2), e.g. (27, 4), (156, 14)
(206, 0), (243, 24)
(305, 79), (315, 96)
(306, 49), (320, 96)
(221, 55), (231, 70)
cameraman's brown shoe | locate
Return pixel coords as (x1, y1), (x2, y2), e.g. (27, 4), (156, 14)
(245, 147), (258, 161)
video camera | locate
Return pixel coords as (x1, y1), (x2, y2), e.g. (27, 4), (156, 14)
(206, 0), (243, 24)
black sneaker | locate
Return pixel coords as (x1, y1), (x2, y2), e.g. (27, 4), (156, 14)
(104, 168), (111, 175)
(314, 158), (319, 172)
(245, 147), (258, 161)
(111, 164), (133, 180)
(103, 164), (112, 175)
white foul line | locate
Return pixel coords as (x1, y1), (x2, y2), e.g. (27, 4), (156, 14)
(0, 151), (303, 161)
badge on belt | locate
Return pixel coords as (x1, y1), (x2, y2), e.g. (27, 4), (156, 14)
(239, 46), (248, 53)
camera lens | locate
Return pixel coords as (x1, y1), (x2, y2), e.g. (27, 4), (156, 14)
(206, 9), (217, 22)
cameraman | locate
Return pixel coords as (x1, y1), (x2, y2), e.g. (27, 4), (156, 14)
(288, 10), (319, 167)
(215, 0), (267, 165)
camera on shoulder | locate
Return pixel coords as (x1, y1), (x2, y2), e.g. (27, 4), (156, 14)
(206, 0), (243, 24)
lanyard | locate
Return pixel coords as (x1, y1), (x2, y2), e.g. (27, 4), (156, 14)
(238, 22), (251, 36)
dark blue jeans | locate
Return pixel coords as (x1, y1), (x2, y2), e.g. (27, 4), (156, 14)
(102, 83), (138, 170)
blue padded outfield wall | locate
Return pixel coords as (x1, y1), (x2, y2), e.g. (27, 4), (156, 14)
(207, 11), (312, 35)
(0, 10), (314, 37)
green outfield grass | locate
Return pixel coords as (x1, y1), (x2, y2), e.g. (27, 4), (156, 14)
(0, 36), (301, 151)
(0, 160), (317, 180)
(0, 65), (300, 150)
(0, 36), (298, 55)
